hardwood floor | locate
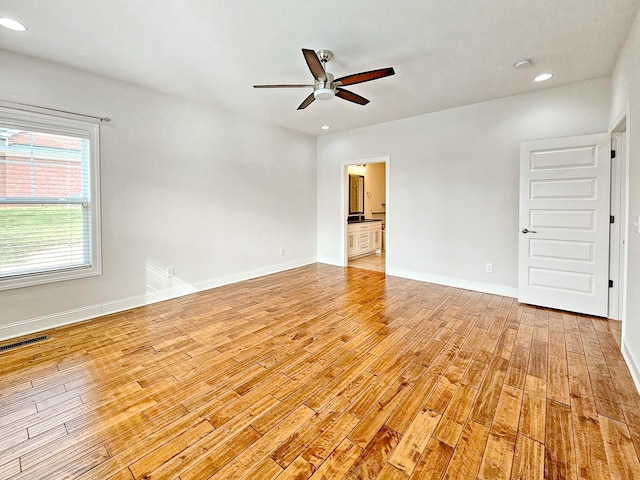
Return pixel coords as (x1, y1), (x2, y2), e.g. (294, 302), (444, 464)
(1, 263), (640, 479)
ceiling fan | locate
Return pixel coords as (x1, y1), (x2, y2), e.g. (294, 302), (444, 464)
(253, 49), (395, 110)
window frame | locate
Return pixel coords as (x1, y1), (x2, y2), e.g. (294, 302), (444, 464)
(0, 107), (102, 291)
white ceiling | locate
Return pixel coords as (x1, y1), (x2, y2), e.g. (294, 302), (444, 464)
(0, 0), (638, 136)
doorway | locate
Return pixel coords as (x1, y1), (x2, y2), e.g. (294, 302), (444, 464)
(342, 157), (389, 273)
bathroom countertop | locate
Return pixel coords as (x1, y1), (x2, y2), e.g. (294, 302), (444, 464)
(347, 218), (382, 224)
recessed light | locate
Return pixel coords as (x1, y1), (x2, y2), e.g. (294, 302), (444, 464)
(320, 125), (330, 130)
(534, 73), (553, 82)
(0, 17), (27, 32)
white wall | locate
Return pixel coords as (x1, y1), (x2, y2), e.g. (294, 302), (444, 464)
(318, 78), (611, 296)
(611, 9), (640, 387)
(0, 50), (317, 340)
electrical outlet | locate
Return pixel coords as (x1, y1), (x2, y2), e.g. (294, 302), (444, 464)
(485, 263), (493, 273)
(279, 248), (285, 256)
(167, 267), (174, 278)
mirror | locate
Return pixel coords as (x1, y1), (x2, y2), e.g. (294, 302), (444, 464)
(349, 174), (364, 214)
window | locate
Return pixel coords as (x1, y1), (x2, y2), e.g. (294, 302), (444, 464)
(0, 107), (101, 290)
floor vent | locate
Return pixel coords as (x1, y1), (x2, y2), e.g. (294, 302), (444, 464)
(0, 335), (48, 352)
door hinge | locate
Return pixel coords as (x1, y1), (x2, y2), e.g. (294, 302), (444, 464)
(610, 215), (615, 224)
(609, 280), (614, 288)
(611, 150), (616, 159)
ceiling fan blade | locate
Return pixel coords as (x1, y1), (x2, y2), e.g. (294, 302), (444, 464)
(297, 93), (316, 110)
(336, 88), (370, 106)
(334, 67), (395, 86)
(302, 49), (327, 82)
(253, 84), (313, 88)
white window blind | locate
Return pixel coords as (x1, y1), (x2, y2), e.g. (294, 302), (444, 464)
(0, 108), (101, 290)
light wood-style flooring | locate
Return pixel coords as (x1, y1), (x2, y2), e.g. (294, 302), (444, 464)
(349, 252), (385, 273)
(1, 264), (640, 479)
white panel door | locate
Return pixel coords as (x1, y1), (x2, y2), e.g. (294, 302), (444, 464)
(518, 133), (611, 317)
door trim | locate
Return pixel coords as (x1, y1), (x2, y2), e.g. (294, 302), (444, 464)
(609, 108), (629, 321)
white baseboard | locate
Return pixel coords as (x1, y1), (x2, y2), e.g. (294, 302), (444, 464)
(0, 257), (317, 342)
(316, 256), (344, 267)
(387, 267), (518, 298)
(0, 305), (104, 342)
(622, 337), (640, 395)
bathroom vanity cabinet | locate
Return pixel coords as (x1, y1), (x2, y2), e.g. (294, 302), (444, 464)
(347, 221), (382, 259)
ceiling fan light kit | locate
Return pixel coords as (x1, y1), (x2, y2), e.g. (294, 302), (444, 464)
(314, 88), (335, 100)
(254, 48), (395, 110)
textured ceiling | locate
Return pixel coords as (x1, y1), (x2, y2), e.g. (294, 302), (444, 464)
(0, 0), (638, 135)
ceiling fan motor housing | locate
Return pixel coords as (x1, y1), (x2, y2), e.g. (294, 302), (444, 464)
(314, 72), (335, 100)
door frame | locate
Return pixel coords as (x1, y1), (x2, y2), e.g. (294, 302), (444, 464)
(609, 109), (629, 321)
(340, 155), (390, 271)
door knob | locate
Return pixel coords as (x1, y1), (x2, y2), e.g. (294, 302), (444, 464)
(521, 228), (538, 234)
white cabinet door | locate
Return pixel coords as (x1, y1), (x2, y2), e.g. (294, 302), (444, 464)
(347, 230), (358, 257)
(518, 133), (611, 317)
(371, 229), (381, 251)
